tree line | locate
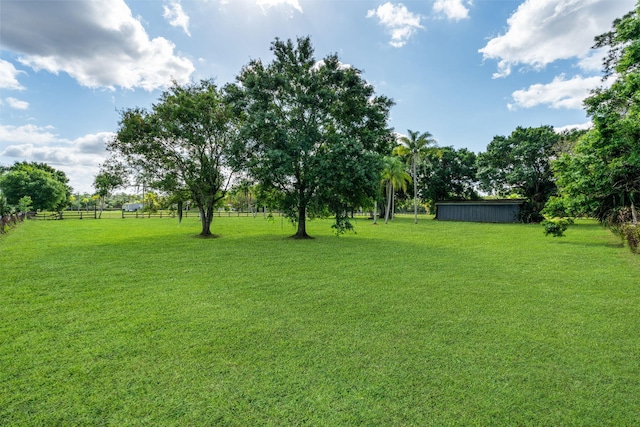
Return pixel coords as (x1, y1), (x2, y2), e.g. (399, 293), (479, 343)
(2, 3), (638, 248)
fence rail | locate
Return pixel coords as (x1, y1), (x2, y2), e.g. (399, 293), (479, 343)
(28, 209), (378, 221)
(29, 209), (286, 220)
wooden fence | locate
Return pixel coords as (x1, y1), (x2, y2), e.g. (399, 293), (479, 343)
(29, 209), (280, 220)
(29, 208), (375, 221)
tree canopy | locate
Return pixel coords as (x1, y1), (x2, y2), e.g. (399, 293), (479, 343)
(477, 126), (559, 222)
(0, 162), (71, 211)
(554, 2), (640, 227)
(107, 79), (241, 236)
(226, 36), (394, 237)
(381, 155), (411, 224)
(419, 146), (478, 208)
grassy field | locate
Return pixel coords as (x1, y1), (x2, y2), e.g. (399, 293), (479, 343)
(1, 215), (639, 426)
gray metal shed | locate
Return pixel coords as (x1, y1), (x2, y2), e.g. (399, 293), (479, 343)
(435, 200), (526, 223)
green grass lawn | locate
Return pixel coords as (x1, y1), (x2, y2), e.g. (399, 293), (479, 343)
(1, 215), (639, 426)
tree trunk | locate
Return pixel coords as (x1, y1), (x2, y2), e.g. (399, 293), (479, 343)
(413, 157), (418, 224)
(632, 201), (638, 226)
(385, 183), (392, 224)
(391, 184), (395, 221)
(199, 202), (215, 236)
(373, 200), (378, 225)
(177, 200), (183, 223)
(293, 204), (310, 238)
(98, 196), (104, 219)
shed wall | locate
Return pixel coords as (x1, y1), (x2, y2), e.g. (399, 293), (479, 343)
(436, 203), (521, 223)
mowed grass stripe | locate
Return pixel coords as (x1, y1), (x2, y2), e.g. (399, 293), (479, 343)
(1, 216), (639, 425)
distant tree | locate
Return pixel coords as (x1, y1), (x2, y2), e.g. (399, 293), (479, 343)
(227, 36), (394, 237)
(0, 163), (69, 211)
(419, 146), (479, 209)
(0, 190), (10, 216)
(476, 126), (560, 222)
(394, 130), (438, 224)
(94, 159), (127, 218)
(17, 196), (33, 213)
(108, 79), (241, 236)
(381, 156), (411, 224)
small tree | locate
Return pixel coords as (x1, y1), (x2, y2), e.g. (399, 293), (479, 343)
(94, 159), (127, 218)
(395, 130), (437, 224)
(17, 196), (33, 214)
(381, 156), (411, 224)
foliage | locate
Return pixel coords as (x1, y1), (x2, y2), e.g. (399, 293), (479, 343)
(17, 196), (33, 213)
(94, 159), (128, 218)
(94, 159), (127, 199)
(0, 162), (70, 211)
(0, 191), (9, 216)
(419, 146), (479, 208)
(542, 218), (573, 238)
(381, 155), (411, 224)
(553, 3), (640, 251)
(142, 192), (162, 213)
(226, 179), (257, 213)
(108, 79), (241, 236)
(477, 126), (560, 223)
(623, 224), (640, 253)
(227, 36), (394, 237)
(395, 129), (437, 223)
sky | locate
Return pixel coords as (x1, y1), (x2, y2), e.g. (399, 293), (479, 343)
(0, 0), (636, 194)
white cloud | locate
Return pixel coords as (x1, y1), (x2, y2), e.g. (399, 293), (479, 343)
(367, 2), (423, 48)
(479, 0), (635, 78)
(163, 1), (191, 36)
(433, 0), (471, 21)
(508, 74), (607, 110)
(256, 0), (303, 15)
(0, 60), (25, 90)
(5, 97), (29, 110)
(0, 125), (114, 192)
(311, 60), (351, 72)
(554, 122), (593, 133)
(0, 124), (59, 145)
(1, 0), (194, 91)
(576, 47), (607, 73)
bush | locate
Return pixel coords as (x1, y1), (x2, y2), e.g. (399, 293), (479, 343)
(519, 202), (545, 223)
(622, 224), (640, 254)
(602, 207), (639, 254)
(542, 218), (573, 237)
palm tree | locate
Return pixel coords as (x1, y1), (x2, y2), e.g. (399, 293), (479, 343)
(381, 156), (411, 224)
(395, 129), (437, 224)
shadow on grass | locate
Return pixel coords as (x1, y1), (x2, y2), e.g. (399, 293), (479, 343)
(192, 233), (221, 239)
(551, 239), (625, 249)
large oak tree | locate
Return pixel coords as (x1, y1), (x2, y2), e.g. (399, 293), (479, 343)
(227, 37), (394, 238)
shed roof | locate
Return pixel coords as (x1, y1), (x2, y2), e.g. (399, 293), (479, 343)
(435, 199), (526, 206)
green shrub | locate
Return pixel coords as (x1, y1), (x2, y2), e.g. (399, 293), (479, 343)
(622, 224), (640, 253)
(542, 218), (573, 237)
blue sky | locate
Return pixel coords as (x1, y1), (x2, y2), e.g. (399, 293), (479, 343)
(0, 0), (635, 193)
